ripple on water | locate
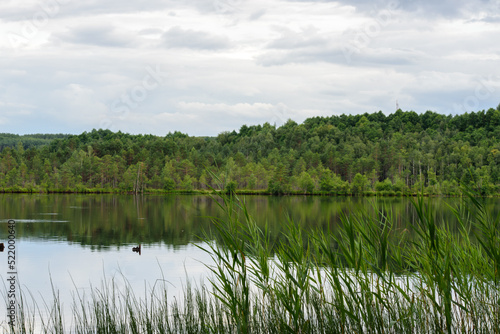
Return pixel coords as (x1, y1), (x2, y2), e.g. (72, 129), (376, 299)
(0, 219), (69, 223)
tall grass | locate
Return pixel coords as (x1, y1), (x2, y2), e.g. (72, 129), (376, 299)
(2, 189), (500, 333)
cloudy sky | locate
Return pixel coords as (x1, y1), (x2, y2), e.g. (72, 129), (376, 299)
(0, 0), (499, 136)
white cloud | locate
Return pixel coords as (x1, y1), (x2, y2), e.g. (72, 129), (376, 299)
(0, 0), (499, 136)
(54, 24), (136, 47)
(162, 26), (231, 50)
(48, 84), (109, 126)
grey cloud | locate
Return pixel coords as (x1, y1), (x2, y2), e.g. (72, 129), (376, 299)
(287, 0), (496, 18)
(0, 0), (241, 22)
(2, 0), (499, 137)
(0, 1), (170, 21)
(162, 26), (231, 50)
(249, 9), (266, 21)
(139, 28), (164, 36)
(405, 87), (498, 115)
(256, 48), (344, 66)
(0, 0), (492, 25)
(53, 25), (134, 47)
(266, 27), (329, 49)
(256, 46), (416, 67)
(259, 25), (417, 67)
(349, 49), (417, 66)
(469, 15), (500, 23)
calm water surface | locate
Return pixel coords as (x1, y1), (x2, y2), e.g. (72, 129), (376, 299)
(0, 194), (497, 326)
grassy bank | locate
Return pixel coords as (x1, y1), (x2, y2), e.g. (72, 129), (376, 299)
(3, 189), (500, 333)
(0, 186), (484, 197)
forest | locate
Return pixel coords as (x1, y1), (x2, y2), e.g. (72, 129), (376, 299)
(1, 108), (500, 196)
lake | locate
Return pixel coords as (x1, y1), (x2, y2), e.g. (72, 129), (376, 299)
(0, 193), (497, 330)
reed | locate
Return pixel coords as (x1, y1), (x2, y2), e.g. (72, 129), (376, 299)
(2, 188), (500, 333)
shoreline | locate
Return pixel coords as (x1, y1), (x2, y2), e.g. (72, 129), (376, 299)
(0, 188), (491, 197)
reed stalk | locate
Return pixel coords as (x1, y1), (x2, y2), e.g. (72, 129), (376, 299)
(2, 188), (499, 333)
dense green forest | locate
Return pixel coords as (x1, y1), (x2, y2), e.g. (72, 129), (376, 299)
(0, 133), (68, 150)
(1, 108), (500, 195)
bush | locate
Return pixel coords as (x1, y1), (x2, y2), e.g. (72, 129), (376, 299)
(375, 178), (393, 192)
(225, 180), (237, 194)
(163, 178), (176, 191)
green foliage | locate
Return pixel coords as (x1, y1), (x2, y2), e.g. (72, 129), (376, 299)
(163, 177), (176, 191)
(0, 133), (68, 150)
(246, 173), (257, 189)
(319, 176), (335, 193)
(392, 176), (407, 193)
(225, 180), (238, 194)
(268, 163), (290, 195)
(298, 171), (315, 193)
(375, 178), (393, 192)
(1, 110), (500, 195)
(180, 175), (194, 192)
(351, 173), (368, 195)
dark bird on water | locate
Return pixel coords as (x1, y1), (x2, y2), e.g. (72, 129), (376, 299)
(132, 244), (141, 255)
(0, 243), (4, 252)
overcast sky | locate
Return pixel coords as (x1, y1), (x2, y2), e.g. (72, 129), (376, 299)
(0, 0), (499, 136)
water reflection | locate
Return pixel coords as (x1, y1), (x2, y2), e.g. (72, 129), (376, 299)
(0, 194), (498, 330)
(1, 194), (493, 248)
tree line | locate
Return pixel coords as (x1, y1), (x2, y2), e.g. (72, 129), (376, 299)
(1, 108), (500, 195)
(0, 133), (67, 150)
